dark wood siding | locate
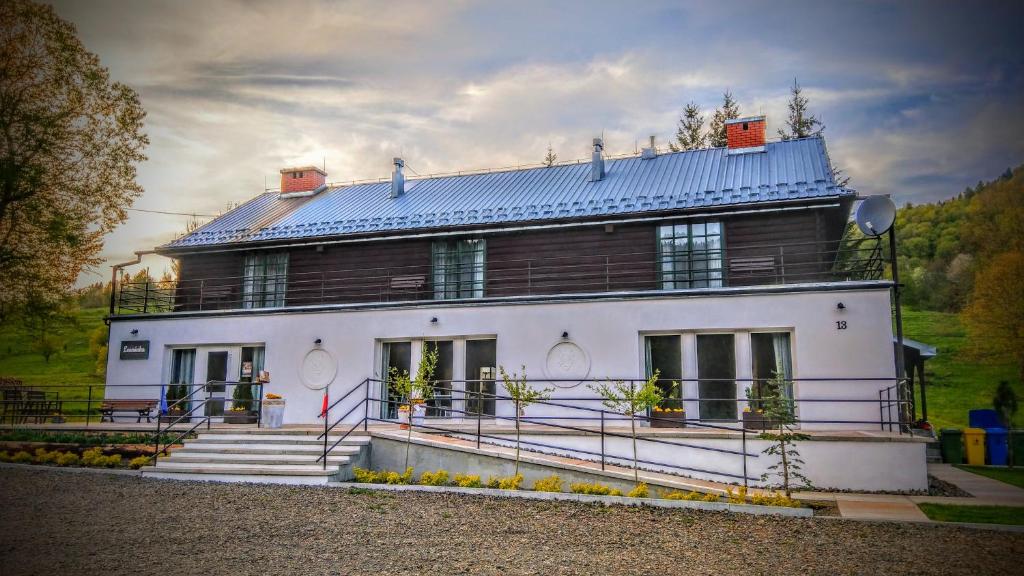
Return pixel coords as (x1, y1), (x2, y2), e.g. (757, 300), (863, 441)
(171, 205), (852, 310)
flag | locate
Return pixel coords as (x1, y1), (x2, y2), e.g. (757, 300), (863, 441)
(159, 384), (168, 415)
(319, 390), (328, 418)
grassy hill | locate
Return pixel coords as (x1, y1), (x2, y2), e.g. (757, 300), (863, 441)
(902, 308), (1020, 430)
(0, 307), (107, 415)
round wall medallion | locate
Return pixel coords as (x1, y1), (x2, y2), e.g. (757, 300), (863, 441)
(299, 348), (337, 390)
(544, 341), (591, 388)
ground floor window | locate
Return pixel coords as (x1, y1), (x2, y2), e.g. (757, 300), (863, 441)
(644, 335), (683, 409)
(464, 339), (496, 417)
(750, 332), (793, 408)
(425, 340), (454, 417)
(167, 348), (195, 412)
(381, 341), (412, 420)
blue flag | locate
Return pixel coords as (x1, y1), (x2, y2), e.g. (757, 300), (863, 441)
(159, 384), (168, 415)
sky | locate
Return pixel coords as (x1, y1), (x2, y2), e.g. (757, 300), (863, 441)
(49, 0), (1024, 286)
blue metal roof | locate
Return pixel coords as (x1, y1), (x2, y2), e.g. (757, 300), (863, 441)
(164, 136), (852, 250)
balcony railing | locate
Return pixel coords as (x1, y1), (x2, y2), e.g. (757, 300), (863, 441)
(114, 237), (884, 314)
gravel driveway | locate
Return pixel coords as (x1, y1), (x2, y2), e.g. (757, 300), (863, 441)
(1, 466), (1021, 575)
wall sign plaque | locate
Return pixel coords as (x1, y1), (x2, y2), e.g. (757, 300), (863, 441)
(299, 348), (337, 390)
(119, 340), (150, 360)
(543, 340), (591, 388)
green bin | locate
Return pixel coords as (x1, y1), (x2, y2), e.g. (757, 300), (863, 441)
(940, 428), (964, 464)
(1011, 429), (1024, 466)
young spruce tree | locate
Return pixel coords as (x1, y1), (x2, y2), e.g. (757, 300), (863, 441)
(668, 102), (706, 152)
(708, 91), (741, 148)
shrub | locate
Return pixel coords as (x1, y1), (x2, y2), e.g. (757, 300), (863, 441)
(569, 481), (621, 496)
(453, 473), (482, 488)
(419, 470), (450, 486)
(81, 447), (105, 467)
(532, 475), (563, 493)
(701, 492), (720, 502)
(0, 450), (10, 462)
(627, 483), (649, 499)
(11, 451), (32, 464)
(726, 487), (748, 504)
(750, 492), (802, 508)
(101, 454), (122, 468)
(129, 456), (150, 470)
(352, 467), (379, 483)
(56, 452), (80, 467)
(487, 474), (524, 490)
(662, 490), (706, 501)
(351, 467), (414, 484)
(34, 448), (60, 464)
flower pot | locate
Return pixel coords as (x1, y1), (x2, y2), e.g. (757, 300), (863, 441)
(650, 410), (686, 428)
(223, 411), (258, 424)
(159, 409), (187, 424)
(262, 399), (285, 429)
(398, 409), (410, 430)
(411, 403), (426, 427)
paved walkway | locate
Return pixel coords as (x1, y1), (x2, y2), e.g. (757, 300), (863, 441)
(921, 463), (1024, 505)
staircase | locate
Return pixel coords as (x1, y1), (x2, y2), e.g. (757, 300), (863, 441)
(141, 428), (371, 485)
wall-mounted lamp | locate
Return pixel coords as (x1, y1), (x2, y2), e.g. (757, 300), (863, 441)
(836, 302), (846, 311)
(314, 338), (322, 345)
(130, 329), (139, 336)
(430, 317), (439, 324)
(561, 331), (569, 339)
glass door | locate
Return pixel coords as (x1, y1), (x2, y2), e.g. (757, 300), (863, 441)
(381, 341), (411, 419)
(425, 341), (454, 417)
(465, 339), (496, 417)
(204, 350), (229, 417)
(645, 335), (683, 409)
(696, 334), (736, 421)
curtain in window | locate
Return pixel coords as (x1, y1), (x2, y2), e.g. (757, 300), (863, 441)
(243, 252), (288, 308)
(433, 239), (485, 299)
(172, 349), (195, 384)
(657, 222), (722, 289)
(772, 333), (793, 400)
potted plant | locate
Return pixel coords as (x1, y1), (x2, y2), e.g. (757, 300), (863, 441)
(397, 404), (411, 429)
(160, 384), (189, 423)
(224, 382), (257, 424)
(651, 398), (686, 428)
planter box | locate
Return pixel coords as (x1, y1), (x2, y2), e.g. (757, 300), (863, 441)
(742, 411), (781, 431)
(223, 411), (258, 424)
(159, 410), (187, 424)
(650, 411), (686, 428)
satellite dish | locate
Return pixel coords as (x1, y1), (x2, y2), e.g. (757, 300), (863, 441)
(855, 195), (896, 237)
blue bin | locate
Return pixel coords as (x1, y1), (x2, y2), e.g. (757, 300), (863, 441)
(970, 409), (1001, 429)
(985, 427), (1009, 465)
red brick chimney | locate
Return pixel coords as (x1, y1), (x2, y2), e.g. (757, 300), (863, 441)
(725, 116), (766, 152)
(279, 166), (327, 195)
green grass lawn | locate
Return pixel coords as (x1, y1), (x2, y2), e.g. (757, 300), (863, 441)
(0, 307), (107, 415)
(917, 503), (1024, 525)
(956, 465), (1024, 490)
(901, 309), (1021, 430)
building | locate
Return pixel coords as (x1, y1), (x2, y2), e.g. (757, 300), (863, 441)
(106, 117), (925, 490)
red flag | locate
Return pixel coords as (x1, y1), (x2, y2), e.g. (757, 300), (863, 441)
(320, 391), (328, 418)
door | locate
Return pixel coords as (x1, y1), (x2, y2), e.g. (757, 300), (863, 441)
(381, 341), (411, 419)
(204, 351), (229, 417)
(426, 341), (454, 417)
(465, 339), (496, 417)
(696, 334), (736, 421)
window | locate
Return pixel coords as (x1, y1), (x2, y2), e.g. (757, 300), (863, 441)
(432, 239), (485, 299)
(750, 332), (793, 407)
(242, 252), (288, 308)
(381, 341), (411, 420)
(465, 339), (496, 417)
(644, 335), (683, 409)
(168, 348), (195, 412)
(425, 341), (454, 417)
(657, 221), (723, 289)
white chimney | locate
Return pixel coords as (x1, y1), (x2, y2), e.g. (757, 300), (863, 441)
(590, 138), (605, 182)
(390, 157), (405, 199)
(641, 135), (657, 160)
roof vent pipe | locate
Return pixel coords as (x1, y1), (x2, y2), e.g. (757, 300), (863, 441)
(590, 138), (605, 182)
(641, 135), (657, 160)
(390, 157), (405, 199)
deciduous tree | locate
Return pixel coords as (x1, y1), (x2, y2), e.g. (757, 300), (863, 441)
(963, 251), (1024, 384)
(0, 0), (148, 313)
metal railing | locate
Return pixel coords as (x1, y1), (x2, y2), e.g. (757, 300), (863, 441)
(114, 237), (884, 314)
(317, 376), (911, 487)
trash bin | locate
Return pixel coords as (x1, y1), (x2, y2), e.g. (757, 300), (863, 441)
(963, 428), (986, 466)
(262, 398), (285, 429)
(940, 428), (964, 464)
(985, 427), (1009, 466)
(1011, 430), (1024, 466)
(969, 409), (1001, 429)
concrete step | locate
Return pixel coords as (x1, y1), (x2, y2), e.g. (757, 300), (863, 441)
(187, 434), (371, 446)
(175, 443), (361, 455)
(201, 428), (335, 436)
(150, 461), (338, 475)
(165, 452), (352, 466)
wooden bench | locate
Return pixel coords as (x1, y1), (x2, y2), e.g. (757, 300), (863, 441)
(100, 400), (157, 423)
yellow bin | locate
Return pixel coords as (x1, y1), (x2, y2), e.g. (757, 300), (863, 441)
(964, 428), (986, 465)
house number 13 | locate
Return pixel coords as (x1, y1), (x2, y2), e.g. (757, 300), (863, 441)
(836, 321), (848, 330)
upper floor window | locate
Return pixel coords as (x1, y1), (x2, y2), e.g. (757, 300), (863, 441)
(657, 221), (723, 289)
(242, 252), (288, 308)
(432, 239), (485, 299)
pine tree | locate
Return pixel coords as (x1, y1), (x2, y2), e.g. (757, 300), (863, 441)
(778, 79), (823, 140)
(543, 144), (557, 167)
(668, 102), (706, 152)
(708, 91), (741, 148)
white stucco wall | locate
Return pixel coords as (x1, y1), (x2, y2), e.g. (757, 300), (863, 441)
(106, 285), (897, 430)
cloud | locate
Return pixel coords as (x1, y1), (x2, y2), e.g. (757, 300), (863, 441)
(48, 0), (1024, 285)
